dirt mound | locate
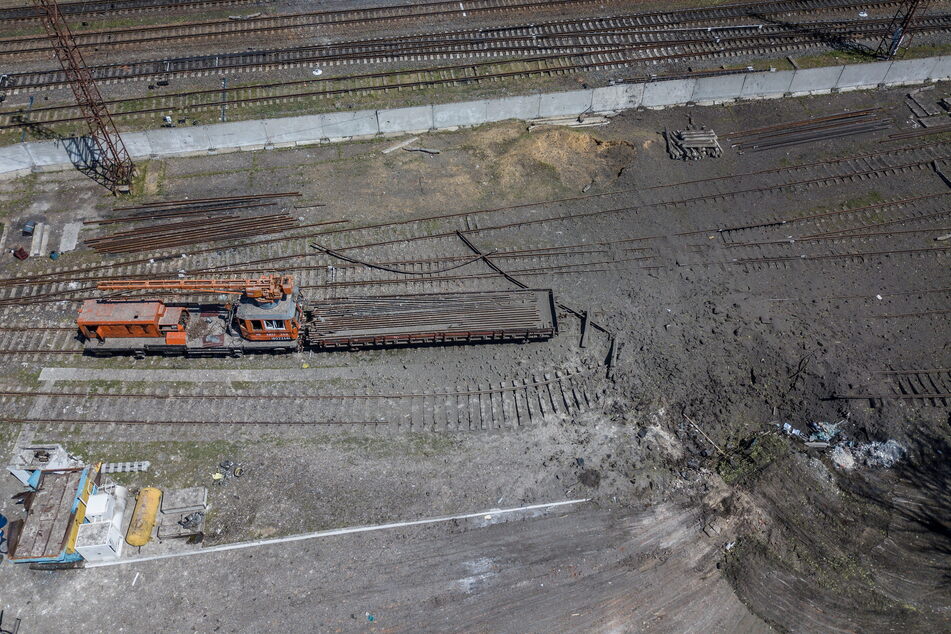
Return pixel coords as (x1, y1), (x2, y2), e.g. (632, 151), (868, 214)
(490, 125), (637, 192)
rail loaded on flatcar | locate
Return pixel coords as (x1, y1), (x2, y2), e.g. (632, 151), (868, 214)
(76, 275), (558, 358)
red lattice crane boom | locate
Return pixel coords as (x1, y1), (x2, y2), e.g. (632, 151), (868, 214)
(875, 0), (932, 59)
(31, 0), (135, 192)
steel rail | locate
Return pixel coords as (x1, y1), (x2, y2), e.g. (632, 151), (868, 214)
(0, 368), (592, 400)
(0, 143), (942, 291)
(7, 21), (949, 128)
(0, 0), (258, 22)
(0, 0), (900, 54)
(830, 393), (951, 400)
(0, 417), (389, 426)
(730, 246), (951, 265)
(3, 12), (910, 88)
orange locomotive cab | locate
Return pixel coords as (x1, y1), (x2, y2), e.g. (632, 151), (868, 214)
(233, 291), (302, 342)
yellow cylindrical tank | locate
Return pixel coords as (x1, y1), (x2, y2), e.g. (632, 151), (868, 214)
(125, 487), (162, 547)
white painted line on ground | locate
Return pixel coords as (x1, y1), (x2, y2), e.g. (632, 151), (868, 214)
(85, 498), (589, 568)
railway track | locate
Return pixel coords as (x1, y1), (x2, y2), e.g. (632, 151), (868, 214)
(6, 16), (949, 127)
(0, 364), (600, 432)
(0, 0), (905, 56)
(0, 142), (946, 309)
(835, 369), (951, 406)
(0, 0), (261, 22)
(0, 326), (83, 358)
(3, 6), (914, 90)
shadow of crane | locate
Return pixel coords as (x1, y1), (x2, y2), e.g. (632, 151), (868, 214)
(13, 116), (132, 191)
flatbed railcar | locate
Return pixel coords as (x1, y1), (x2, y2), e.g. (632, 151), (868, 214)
(305, 289), (557, 350)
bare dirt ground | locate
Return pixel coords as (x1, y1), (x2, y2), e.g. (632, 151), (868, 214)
(0, 82), (949, 632)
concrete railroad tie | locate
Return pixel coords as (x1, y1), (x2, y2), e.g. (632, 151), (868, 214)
(101, 461), (151, 473)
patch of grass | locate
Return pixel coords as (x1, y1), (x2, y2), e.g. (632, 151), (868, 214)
(46, 439), (241, 490)
(321, 432), (460, 458)
(0, 174), (38, 219)
(0, 421), (21, 459)
(718, 432), (789, 485)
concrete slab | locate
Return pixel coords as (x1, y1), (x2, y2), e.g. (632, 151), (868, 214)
(433, 99), (488, 129)
(538, 90), (592, 117)
(882, 57), (940, 86)
(24, 141), (72, 171)
(484, 94), (541, 122)
(378, 105), (433, 135)
(319, 109), (380, 139)
(931, 55), (951, 80)
(591, 83), (645, 112)
(0, 144), (36, 178)
(641, 79), (696, 108)
(691, 73), (747, 104)
(144, 127), (212, 157)
(29, 223), (45, 256)
(260, 116), (320, 146)
(161, 487), (207, 514)
(206, 119), (268, 149)
(57, 222), (81, 253)
(739, 70), (795, 98)
(120, 132), (153, 159)
(836, 61), (891, 91)
(788, 66), (844, 95)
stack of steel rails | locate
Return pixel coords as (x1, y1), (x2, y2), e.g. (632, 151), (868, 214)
(85, 213), (298, 254)
(728, 109), (894, 152)
(305, 289), (557, 349)
(86, 192), (300, 225)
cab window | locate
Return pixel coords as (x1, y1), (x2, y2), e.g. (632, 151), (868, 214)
(264, 319), (284, 330)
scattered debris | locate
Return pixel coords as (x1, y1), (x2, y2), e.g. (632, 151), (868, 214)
(808, 421), (842, 443)
(403, 147), (440, 155)
(781, 422), (805, 439)
(178, 512), (204, 530)
(831, 440), (905, 470)
(228, 12), (261, 20)
(211, 460), (243, 484)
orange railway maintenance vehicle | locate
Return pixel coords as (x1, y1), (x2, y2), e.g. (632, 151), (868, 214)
(77, 275), (559, 358)
(77, 276), (302, 358)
